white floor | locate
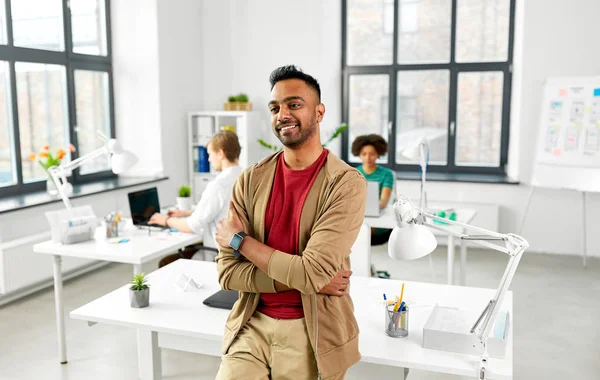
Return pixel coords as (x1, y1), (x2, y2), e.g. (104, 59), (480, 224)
(1, 244), (599, 380)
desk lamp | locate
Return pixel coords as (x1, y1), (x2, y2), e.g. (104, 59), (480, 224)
(388, 195), (528, 380)
(398, 136), (429, 210)
(48, 138), (138, 209)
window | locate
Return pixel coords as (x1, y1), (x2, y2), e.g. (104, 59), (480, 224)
(343, 0), (515, 176)
(0, 0), (114, 196)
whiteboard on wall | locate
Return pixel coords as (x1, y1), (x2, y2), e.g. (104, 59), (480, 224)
(532, 76), (600, 192)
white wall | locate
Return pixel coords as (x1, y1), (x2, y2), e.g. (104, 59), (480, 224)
(199, 0), (343, 156)
(112, 0), (163, 177)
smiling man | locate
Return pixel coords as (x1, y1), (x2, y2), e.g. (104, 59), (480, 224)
(214, 65), (367, 380)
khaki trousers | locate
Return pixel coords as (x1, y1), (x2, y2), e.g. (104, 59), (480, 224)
(216, 311), (346, 380)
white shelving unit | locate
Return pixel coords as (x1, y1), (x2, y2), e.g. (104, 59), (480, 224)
(187, 111), (263, 203)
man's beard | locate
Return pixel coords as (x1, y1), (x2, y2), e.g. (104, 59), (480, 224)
(277, 116), (317, 148)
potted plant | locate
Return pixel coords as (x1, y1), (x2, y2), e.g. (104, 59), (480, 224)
(29, 144), (76, 195)
(176, 185), (192, 210)
(130, 273), (150, 308)
(224, 93), (253, 111)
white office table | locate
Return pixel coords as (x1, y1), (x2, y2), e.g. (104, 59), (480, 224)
(365, 205), (477, 286)
(71, 260), (513, 380)
(33, 228), (202, 365)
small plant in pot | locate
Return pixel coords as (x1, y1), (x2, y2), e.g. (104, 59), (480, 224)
(130, 273), (150, 308)
(176, 185), (192, 211)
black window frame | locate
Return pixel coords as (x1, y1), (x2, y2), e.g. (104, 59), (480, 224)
(0, 0), (115, 198)
(341, 0), (516, 176)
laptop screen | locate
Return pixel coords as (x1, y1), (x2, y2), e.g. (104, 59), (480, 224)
(128, 187), (161, 225)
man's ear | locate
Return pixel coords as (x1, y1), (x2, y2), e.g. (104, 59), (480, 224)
(316, 103), (325, 123)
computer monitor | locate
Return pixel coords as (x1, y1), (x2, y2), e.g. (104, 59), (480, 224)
(128, 187), (161, 226)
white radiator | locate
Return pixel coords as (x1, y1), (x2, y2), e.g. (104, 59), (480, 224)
(0, 232), (99, 301)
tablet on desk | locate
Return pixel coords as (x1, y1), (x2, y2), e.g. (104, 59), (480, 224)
(203, 290), (238, 310)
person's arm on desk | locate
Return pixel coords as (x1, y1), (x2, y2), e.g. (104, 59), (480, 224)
(216, 171), (365, 296)
(379, 186), (392, 209)
(148, 212), (193, 233)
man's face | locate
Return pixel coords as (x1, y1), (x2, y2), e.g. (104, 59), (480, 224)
(207, 143), (222, 171)
(268, 79), (324, 148)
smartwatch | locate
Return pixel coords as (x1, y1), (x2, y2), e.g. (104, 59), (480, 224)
(229, 231), (248, 258)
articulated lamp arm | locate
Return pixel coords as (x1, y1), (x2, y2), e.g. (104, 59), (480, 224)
(389, 196), (529, 379)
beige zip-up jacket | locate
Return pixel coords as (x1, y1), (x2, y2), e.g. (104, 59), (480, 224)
(216, 150), (367, 378)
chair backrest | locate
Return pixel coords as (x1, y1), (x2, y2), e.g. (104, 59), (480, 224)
(349, 223), (371, 277)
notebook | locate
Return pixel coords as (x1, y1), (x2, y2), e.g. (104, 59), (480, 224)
(203, 290), (239, 310)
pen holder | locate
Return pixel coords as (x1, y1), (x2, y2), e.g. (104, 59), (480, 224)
(385, 304), (409, 338)
(102, 219), (121, 238)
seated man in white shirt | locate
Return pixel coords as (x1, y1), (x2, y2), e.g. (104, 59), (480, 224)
(149, 130), (243, 266)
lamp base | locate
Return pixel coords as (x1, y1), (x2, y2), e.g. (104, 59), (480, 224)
(422, 305), (509, 359)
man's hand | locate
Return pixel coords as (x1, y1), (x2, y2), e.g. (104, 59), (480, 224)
(167, 210), (190, 218)
(319, 270), (352, 296)
(216, 201), (245, 249)
(148, 213), (168, 226)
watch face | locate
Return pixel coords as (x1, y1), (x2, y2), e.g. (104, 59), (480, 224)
(230, 234), (243, 250)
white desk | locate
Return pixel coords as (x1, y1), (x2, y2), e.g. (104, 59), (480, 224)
(365, 205), (477, 286)
(33, 228), (202, 365)
(71, 260), (513, 380)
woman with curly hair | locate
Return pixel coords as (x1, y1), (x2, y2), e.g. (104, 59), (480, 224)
(352, 134), (395, 246)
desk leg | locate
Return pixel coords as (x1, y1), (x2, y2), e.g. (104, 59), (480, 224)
(460, 227), (467, 286)
(134, 264), (143, 275)
(447, 236), (455, 285)
(52, 255), (67, 364)
(137, 329), (162, 380)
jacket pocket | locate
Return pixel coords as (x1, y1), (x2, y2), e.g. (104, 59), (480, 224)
(316, 295), (358, 354)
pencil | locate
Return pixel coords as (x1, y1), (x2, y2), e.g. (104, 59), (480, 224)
(394, 283), (405, 312)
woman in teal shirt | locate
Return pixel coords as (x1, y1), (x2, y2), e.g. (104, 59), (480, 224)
(352, 134), (395, 246)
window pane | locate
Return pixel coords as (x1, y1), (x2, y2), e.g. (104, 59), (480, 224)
(71, 0), (107, 55)
(0, 61), (15, 187)
(456, 0), (510, 63)
(16, 63), (69, 183)
(346, 0), (393, 65)
(456, 71), (503, 167)
(396, 70), (449, 165)
(0, 0), (7, 44)
(348, 74), (389, 164)
(11, 0), (64, 51)
(397, 0), (451, 64)
(75, 70), (111, 174)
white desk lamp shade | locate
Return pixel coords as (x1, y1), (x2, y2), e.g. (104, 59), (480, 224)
(388, 224), (438, 260)
(108, 139), (138, 174)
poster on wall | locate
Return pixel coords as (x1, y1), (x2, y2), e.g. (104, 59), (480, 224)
(532, 76), (600, 192)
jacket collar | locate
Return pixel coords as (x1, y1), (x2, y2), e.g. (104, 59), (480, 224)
(253, 149), (353, 180)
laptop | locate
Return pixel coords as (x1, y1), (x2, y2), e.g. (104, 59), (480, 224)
(203, 289), (239, 310)
(127, 187), (165, 227)
(365, 181), (384, 217)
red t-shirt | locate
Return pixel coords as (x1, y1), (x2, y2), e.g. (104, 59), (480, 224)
(257, 149), (329, 319)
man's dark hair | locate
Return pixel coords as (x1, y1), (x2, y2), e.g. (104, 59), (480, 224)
(269, 65), (321, 102)
(351, 134), (388, 156)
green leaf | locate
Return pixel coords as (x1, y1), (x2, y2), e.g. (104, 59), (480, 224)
(258, 139), (281, 152)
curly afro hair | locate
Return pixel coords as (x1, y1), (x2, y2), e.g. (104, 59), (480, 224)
(351, 134), (388, 157)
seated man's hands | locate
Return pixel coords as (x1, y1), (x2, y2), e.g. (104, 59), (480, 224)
(319, 270), (352, 296)
(168, 210), (190, 218)
(148, 213), (168, 226)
